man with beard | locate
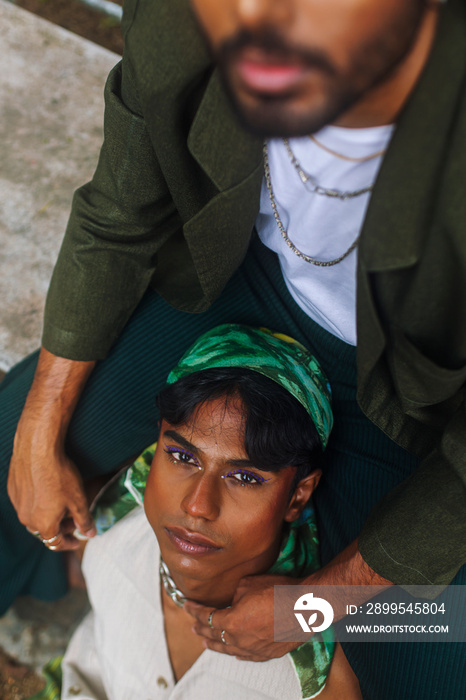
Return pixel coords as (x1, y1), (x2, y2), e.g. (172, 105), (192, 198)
(2, 0), (465, 698)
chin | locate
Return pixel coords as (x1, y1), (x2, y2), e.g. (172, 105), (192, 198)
(159, 529), (221, 574)
(221, 72), (361, 137)
(232, 99), (328, 137)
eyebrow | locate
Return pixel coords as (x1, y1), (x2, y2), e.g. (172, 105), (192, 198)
(163, 429), (198, 454)
(226, 458), (258, 469)
(162, 429), (265, 471)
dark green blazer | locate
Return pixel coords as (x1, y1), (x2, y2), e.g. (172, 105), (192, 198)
(43, 0), (466, 585)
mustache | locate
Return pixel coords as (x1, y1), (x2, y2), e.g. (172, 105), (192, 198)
(216, 28), (337, 76)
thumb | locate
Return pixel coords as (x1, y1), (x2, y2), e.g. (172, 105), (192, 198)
(69, 491), (96, 538)
(233, 574), (259, 599)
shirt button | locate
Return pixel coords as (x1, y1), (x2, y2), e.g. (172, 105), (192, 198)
(157, 676), (168, 689)
(69, 687), (82, 696)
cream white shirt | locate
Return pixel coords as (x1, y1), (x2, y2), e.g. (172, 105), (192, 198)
(61, 508), (316, 700)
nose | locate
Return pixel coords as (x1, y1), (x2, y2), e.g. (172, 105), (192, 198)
(234, 0), (294, 30)
(181, 474), (221, 521)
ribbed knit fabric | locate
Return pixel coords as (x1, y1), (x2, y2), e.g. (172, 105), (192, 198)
(0, 235), (464, 698)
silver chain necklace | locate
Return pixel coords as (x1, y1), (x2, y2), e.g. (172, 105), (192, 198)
(263, 142), (360, 267)
(283, 139), (373, 200)
(160, 558), (186, 608)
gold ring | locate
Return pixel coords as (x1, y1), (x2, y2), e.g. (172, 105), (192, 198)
(208, 610), (215, 629)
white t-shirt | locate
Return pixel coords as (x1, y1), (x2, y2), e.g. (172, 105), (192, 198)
(256, 124), (394, 345)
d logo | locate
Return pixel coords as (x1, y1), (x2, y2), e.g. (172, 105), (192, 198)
(294, 592), (334, 633)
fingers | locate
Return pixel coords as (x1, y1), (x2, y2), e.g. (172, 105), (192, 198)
(70, 497), (96, 539)
(26, 527), (41, 537)
(50, 517), (84, 551)
(26, 516), (85, 552)
(183, 600), (213, 623)
(199, 632), (269, 661)
(201, 627), (242, 657)
(185, 602), (244, 656)
(185, 597), (292, 661)
(22, 466), (96, 547)
(25, 518), (92, 552)
(202, 638), (242, 657)
(184, 601), (230, 640)
(10, 438), (96, 539)
(26, 529), (64, 551)
(184, 600), (228, 627)
(64, 465), (96, 538)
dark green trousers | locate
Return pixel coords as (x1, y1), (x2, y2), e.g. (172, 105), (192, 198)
(0, 236), (464, 698)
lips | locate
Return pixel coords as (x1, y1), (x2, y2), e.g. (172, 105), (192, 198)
(233, 49), (307, 95)
(165, 526), (222, 556)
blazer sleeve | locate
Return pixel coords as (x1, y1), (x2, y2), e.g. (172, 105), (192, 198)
(42, 51), (183, 360)
(358, 403), (466, 588)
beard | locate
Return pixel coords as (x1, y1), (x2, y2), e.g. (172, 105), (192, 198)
(215, 2), (428, 137)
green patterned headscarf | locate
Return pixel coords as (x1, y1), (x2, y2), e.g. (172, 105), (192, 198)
(166, 324), (333, 448)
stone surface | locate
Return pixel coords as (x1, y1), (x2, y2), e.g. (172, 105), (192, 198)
(0, 0), (118, 370)
(0, 590), (91, 698)
(0, 591), (90, 672)
(0, 1), (115, 689)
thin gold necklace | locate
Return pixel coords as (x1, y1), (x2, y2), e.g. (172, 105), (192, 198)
(263, 142), (359, 267)
(309, 134), (386, 163)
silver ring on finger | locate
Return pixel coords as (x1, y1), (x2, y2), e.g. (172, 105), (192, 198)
(41, 534), (61, 545)
(46, 543), (60, 551)
(220, 629), (228, 645)
(208, 610), (215, 629)
(27, 529), (42, 539)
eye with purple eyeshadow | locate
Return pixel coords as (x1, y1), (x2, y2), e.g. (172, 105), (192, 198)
(163, 445), (201, 469)
(222, 469), (271, 486)
(162, 444), (269, 485)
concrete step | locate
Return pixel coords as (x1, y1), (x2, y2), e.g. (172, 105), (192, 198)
(0, 1), (117, 691)
(0, 0), (118, 372)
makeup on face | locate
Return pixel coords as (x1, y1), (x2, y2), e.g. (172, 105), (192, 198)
(162, 429), (271, 485)
(144, 397), (300, 604)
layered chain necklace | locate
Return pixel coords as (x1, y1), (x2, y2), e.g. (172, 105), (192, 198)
(263, 137), (385, 267)
(283, 138), (374, 201)
(160, 558), (186, 608)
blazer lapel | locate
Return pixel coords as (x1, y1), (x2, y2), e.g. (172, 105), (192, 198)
(183, 162), (264, 305)
(359, 0), (466, 273)
(184, 67), (264, 304)
(188, 69), (263, 191)
(357, 0), (466, 384)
